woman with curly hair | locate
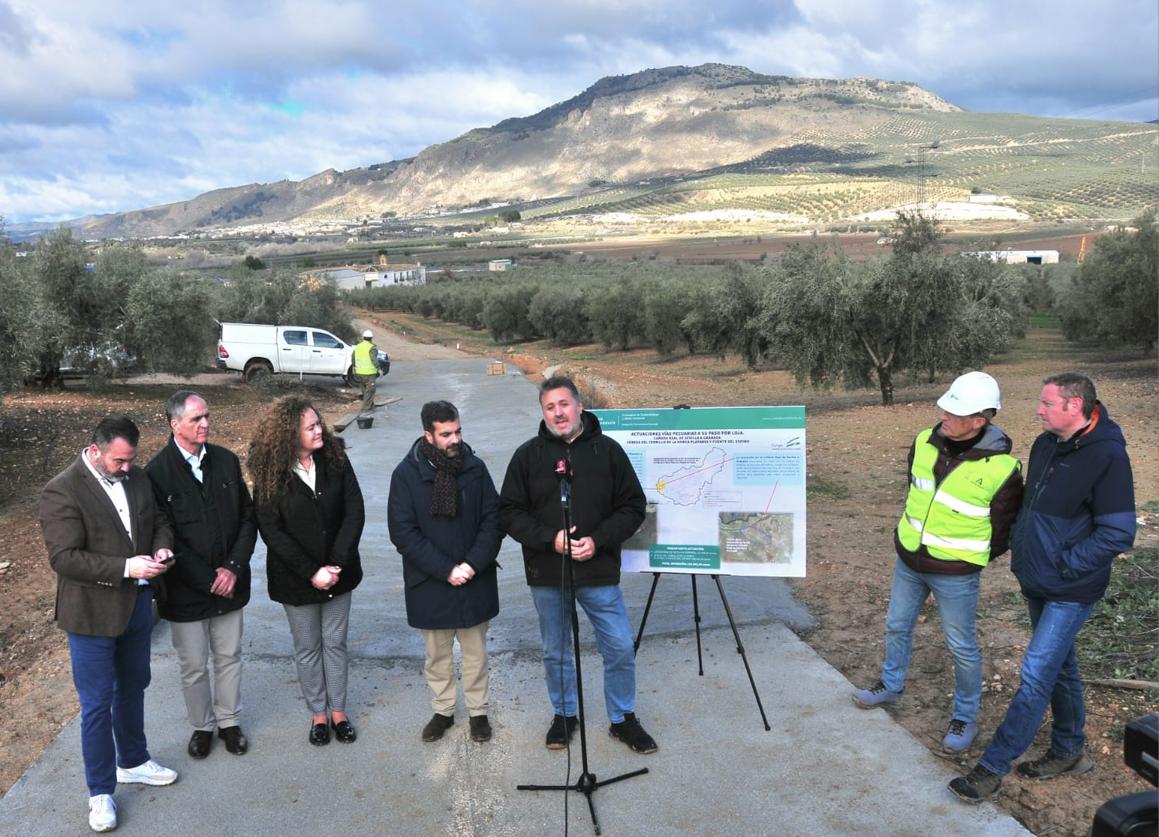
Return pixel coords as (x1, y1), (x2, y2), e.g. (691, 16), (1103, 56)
(248, 396), (365, 746)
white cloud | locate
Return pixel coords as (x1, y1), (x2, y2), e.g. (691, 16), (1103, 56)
(0, 0), (1155, 221)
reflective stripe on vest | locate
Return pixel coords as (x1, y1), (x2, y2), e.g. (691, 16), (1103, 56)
(895, 427), (1020, 567)
(353, 341), (377, 375)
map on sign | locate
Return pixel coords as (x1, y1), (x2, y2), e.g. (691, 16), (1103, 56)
(655, 447), (727, 505)
(596, 406), (806, 578)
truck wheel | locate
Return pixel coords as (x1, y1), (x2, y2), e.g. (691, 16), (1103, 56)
(244, 361), (273, 384)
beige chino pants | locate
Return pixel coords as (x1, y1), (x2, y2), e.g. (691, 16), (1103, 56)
(421, 621), (490, 717)
(170, 608), (244, 732)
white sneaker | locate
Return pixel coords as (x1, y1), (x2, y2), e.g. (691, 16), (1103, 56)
(88, 794), (117, 832)
(115, 758), (178, 786)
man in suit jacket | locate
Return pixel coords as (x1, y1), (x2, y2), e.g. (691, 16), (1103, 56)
(40, 416), (178, 833)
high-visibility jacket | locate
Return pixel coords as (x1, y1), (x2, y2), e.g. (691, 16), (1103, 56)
(353, 340), (378, 376)
(896, 428), (1020, 568)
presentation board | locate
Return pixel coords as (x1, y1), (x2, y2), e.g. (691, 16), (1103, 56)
(593, 406), (807, 577)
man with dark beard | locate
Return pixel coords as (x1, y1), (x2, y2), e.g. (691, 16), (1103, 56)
(40, 416), (177, 832)
(388, 401), (503, 744)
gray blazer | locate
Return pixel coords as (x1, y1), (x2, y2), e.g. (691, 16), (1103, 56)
(40, 454), (173, 636)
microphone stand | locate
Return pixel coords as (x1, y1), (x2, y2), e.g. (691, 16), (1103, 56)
(517, 469), (648, 835)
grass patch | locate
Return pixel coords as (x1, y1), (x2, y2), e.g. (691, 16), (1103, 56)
(1077, 548), (1159, 683)
(807, 476), (850, 499)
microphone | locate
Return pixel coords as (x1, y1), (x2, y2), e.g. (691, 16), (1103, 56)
(555, 457), (571, 507)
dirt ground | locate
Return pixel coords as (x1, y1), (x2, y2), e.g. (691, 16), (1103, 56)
(0, 321), (1154, 836)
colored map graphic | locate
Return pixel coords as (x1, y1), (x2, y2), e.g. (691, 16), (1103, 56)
(655, 447), (727, 506)
(718, 512), (793, 564)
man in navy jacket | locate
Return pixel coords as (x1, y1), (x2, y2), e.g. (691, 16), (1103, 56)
(388, 401), (502, 744)
(951, 373), (1136, 803)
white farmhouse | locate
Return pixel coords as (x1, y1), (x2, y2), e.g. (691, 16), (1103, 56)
(961, 250), (1060, 265)
(312, 253), (427, 289)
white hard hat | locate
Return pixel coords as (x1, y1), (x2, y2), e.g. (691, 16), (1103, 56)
(362, 329), (373, 339)
(937, 371), (1001, 416)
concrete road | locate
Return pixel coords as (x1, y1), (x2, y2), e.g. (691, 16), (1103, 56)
(0, 358), (1028, 836)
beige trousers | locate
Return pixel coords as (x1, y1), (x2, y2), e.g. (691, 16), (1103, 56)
(421, 621), (490, 717)
(170, 608), (244, 731)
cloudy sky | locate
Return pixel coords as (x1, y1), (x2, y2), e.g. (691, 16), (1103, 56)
(2, 0), (1156, 223)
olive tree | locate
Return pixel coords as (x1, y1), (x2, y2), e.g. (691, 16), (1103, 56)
(0, 240), (42, 393)
(124, 271), (218, 374)
(585, 281), (644, 351)
(1059, 210), (1158, 351)
(527, 284), (591, 346)
(760, 214), (1024, 405)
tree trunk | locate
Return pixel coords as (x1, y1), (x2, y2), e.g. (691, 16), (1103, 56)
(878, 365), (894, 406)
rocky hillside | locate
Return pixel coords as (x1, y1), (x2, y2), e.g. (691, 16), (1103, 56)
(72, 64), (963, 238)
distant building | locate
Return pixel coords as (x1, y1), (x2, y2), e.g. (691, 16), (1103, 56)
(488, 259), (514, 272)
(311, 254), (427, 290)
(962, 250), (1059, 265)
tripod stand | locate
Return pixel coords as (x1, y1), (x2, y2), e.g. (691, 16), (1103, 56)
(517, 469), (648, 835)
(634, 572), (771, 731)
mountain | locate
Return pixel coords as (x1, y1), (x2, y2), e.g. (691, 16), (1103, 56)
(68, 64), (1157, 239)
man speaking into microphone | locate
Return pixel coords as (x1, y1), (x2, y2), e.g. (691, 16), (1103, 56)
(500, 376), (657, 754)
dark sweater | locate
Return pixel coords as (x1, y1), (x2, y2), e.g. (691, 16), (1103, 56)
(500, 411), (645, 587)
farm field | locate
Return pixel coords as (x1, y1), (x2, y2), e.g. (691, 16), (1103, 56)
(513, 111), (1158, 227)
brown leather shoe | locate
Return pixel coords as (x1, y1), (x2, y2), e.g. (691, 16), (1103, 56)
(188, 730), (212, 759)
(217, 726), (248, 755)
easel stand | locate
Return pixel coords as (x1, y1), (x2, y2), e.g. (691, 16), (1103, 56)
(634, 572), (771, 731)
(517, 473), (648, 835)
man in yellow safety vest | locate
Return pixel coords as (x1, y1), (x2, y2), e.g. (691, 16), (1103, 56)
(352, 329), (380, 415)
(852, 371), (1024, 755)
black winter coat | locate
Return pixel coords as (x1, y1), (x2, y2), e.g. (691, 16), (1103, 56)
(256, 453), (365, 606)
(388, 440), (502, 630)
(146, 439), (257, 622)
(500, 411), (645, 587)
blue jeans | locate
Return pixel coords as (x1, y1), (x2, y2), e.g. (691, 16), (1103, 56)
(530, 584), (636, 723)
(881, 558), (982, 723)
(980, 596), (1095, 775)
(68, 588), (154, 796)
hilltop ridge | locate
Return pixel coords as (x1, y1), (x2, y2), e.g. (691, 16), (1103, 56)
(52, 63), (1156, 239)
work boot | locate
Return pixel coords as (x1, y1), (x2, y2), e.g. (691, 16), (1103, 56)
(852, 680), (902, 709)
(1016, 748), (1094, 780)
(948, 764), (1002, 803)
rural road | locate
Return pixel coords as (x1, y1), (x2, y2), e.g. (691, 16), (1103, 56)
(0, 353), (1029, 836)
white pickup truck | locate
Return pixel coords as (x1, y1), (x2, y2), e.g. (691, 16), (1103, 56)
(215, 322), (389, 385)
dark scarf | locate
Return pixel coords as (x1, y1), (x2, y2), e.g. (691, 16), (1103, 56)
(419, 438), (464, 518)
